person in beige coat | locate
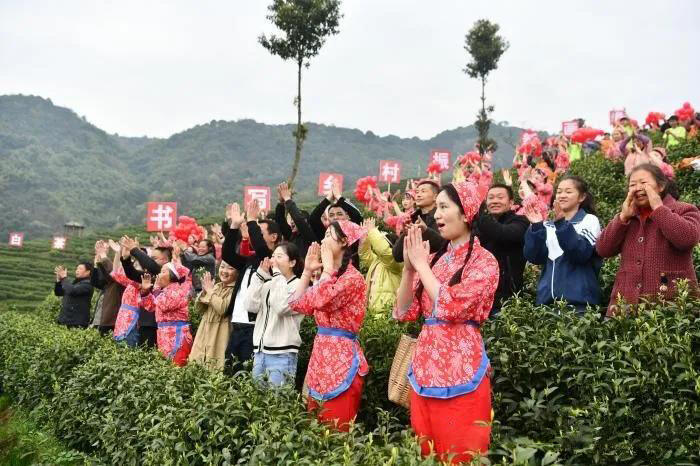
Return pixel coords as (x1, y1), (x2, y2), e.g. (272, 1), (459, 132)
(188, 261), (238, 369)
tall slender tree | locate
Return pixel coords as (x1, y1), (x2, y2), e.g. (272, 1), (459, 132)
(259, 0), (342, 189)
(463, 19), (509, 155)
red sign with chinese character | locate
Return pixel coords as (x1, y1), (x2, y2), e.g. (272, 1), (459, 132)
(430, 149), (451, 170)
(8, 232), (24, 248)
(146, 202), (178, 232)
(609, 109), (627, 126)
(562, 120), (579, 136)
(317, 172), (344, 196)
(244, 186), (271, 211)
(52, 236), (67, 250)
(379, 160), (402, 183)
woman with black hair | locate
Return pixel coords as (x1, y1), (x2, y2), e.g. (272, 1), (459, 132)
(394, 181), (499, 463)
(245, 242), (305, 387)
(596, 163), (700, 316)
(139, 262), (193, 367)
(289, 220), (368, 431)
(188, 261), (238, 370)
(523, 175), (602, 313)
(181, 238), (216, 293)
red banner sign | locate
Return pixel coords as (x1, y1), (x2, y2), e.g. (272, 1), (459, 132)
(317, 172), (344, 196)
(146, 202), (178, 232)
(430, 149), (451, 170)
(609, 109), (627, 126)
(562, 120), (580, 136)
(244, 186), (271, 211)
(379, 160), (402, 183)
(8, 232), (24, 248)
(52, 236), (67, 250)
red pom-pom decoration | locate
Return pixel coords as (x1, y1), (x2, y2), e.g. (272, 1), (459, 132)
(171, 216), (204, 243)
(645, 112), (666, 126)
(354, 176), (378, 205)
(674, 102), (695, 122)
(570, 128), (604, 144)
(426, 160), (445, 174)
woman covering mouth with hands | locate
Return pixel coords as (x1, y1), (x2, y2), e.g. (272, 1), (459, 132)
(289, 220), (369, 432)
(393, 180), (499, 464)
(596, 163), (700, 316)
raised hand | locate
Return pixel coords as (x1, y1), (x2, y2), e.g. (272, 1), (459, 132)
(278, 182), (292, 202)
(201, 271), (215, 294)
(141, 273), (153, 292)
(94, 240), (108, 258)
(643, 183), (664, 210)
(105, 239), (119, 253)
(304, 242), (322, 274)
(361, 217), (376, 232)
(405, 225), (429, 269)
(620, 189), (638, 222)
(246, 200), (260, 223)
(259, 257), (272, 275)
(551, 199), (565, 222)
(229, 202), (244, 228)
(523, 204), (544, 224)
(54, 265), (68, 280)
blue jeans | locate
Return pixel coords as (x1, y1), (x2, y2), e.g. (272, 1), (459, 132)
(252, 352), (298, 388)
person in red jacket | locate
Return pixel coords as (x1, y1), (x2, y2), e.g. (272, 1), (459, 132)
(139, 262), (193, 366)
(596, 163), (700, 316)
(394, 180), (499, 463)
(289, 220), (369, 432)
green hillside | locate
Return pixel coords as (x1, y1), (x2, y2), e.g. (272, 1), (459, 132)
(0, 94), (528, 239)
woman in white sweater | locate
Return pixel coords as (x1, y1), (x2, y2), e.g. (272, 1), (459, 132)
(245, 242), (305, 387)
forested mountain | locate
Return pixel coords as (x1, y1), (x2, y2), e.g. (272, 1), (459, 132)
(0, 94), (529, 238)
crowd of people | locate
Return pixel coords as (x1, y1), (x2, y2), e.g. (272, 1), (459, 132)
(51, 105), (700, 463)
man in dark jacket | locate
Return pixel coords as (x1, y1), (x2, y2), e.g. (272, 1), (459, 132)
(392, 179), (446, 262)
(309, 179), (364, 240)
(54, 262), (94, 328)
(473, 184), (529, 316)
(221, 201), (280, 375)
(274, 182), (317, 257)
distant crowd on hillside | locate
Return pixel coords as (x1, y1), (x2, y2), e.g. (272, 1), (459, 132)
(50, 105), (700, 463)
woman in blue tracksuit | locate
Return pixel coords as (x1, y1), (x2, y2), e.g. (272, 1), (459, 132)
(522, 175), (602, 314)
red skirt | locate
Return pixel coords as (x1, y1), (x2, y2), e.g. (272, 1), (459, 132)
(410, 376), (491, 464)
(307, 374), (364, 432)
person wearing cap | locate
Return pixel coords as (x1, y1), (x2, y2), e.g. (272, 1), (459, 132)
(289, 220), (369, 432)
(663, 116), (686, 148)
(139, 261), (193, 366)
(394, 180), (499, 463)
(391, 179), (446, 263)
(189, 261), (238, 370)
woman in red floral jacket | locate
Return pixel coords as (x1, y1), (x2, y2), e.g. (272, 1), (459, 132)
(394, 180), (499, 463)
(289, 220), (368, 431)
(596, 163), (700, 315)
(139, 262), (193, 366)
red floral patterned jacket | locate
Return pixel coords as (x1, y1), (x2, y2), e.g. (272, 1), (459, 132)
(397, 238), (498, 398)
(289, 264), (369, 400)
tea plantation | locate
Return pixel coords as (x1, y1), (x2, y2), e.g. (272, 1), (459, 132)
(0, 140), (699, 465)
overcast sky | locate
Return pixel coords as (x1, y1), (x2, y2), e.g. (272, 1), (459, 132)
(1, 0), (698, 139)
